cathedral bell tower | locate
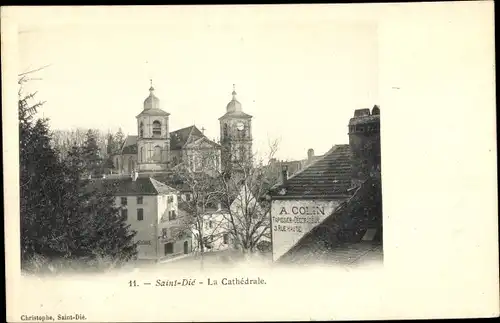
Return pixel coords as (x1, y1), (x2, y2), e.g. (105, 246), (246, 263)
(219, 85), (253, 171)
(136, 81), (171, 172)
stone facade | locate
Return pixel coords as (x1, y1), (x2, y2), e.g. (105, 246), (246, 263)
(111, 85), (253, 175)
(219, 87), (253, 169)
(87, 176), (192, 262)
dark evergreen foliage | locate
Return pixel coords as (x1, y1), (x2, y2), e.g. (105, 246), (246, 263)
(19, 85), (138, 271)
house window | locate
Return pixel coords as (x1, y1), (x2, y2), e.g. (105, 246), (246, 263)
(121, 197), (127, 206)
(164, 243), (173, 255)
(137, 196), (143, 204)
(167, 195), (174, 203)
(161, 228), (168, 239)
(137, 208), (144, 221)
(140, 147), (144, 163)
(121, 209), (128, 221)
(153, 146), (162, 162)
(209, 220), (213, 229)
(169, 210), (177, 221)
(223, 233), (229, 244)
(186, 194), (191, 201)
(152, 120), (161, 137)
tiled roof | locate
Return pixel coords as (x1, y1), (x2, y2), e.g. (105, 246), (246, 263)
(85, 177), (178, 196)
(118, 125), (209, 154)
(278, 177), (383, 263)
(267, 155), (325, 179)
(218, 110), (253, 120)
(169, 125), (203, 150)
(149, 178), (179, 195)
(121, 135), (138, 155)
(269, 145), (353, 199)
(280, 242), (383, 266)
(133, 172), (196, 193)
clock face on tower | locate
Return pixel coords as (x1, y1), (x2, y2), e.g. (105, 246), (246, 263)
(236, 122), (245, 131)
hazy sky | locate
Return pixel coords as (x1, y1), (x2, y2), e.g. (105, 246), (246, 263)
(17, 6), (379, 161)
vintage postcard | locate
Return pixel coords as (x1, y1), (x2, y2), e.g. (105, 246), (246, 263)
(2, 3), (498, 322)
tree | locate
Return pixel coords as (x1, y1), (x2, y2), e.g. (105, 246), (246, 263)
(114, 128), (125, 152)
(19, 72), (138, 272)
(216, 139), (281, 255)
(82, 129), (103, 176)
(51, 128), (109, 163)
(173, 154), (225, 269)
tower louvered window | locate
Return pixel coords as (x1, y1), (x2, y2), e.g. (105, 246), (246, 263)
(152, 120), (161, 137)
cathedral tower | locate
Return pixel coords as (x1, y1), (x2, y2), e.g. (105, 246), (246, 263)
(219, 85), (253, 170)
(136, 82), (171, 172)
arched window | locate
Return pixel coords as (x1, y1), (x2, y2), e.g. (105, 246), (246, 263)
(140, 147), (144, 162)
(153, 146), (162, 162)
(152, 120), (161, 137)
(223, 124), (228, 139)
(139, 122), (144, 138)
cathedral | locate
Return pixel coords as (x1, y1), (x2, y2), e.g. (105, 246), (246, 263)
(111, 83), (253, 174)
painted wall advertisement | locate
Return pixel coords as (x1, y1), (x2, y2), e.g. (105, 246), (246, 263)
(271, 200), (340, 261)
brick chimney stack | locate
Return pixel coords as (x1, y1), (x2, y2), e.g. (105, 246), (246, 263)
(281, 165), (289, 186)
(348, 105), (381, 186)
(307, 148), (315, 163)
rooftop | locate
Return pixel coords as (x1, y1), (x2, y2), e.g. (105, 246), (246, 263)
(118, 125), (216, 155)
(269, 145), (353, 200)
(85, 177), (178, 196)
(278, 176), (383, 264)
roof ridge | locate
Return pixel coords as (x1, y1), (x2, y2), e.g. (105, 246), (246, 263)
(171, 125), (194, 134)
(186, 136), (222, 148)
(149, 177), (179, 194)
(182, 126), (197, 149)
(286, 145), (343, 182)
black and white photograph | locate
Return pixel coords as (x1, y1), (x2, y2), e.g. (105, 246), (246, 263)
(16, 7), (382, 274)
(3, 3), (498, 322)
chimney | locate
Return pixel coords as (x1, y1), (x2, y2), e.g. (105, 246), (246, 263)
(281, 165), (289, 186)
(348, 105), (381, 186)
(132, 170), (138, 181)
(307, 148), (315, 163)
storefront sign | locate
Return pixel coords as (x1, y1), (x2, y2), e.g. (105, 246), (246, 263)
(271, 200), (340, 261)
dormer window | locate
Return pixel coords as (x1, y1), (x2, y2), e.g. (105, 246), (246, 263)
(152, 120), (161, 137)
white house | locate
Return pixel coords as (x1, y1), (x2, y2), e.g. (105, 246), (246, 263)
(177, 184), (271, 254)
(87, 172), (193, 262)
